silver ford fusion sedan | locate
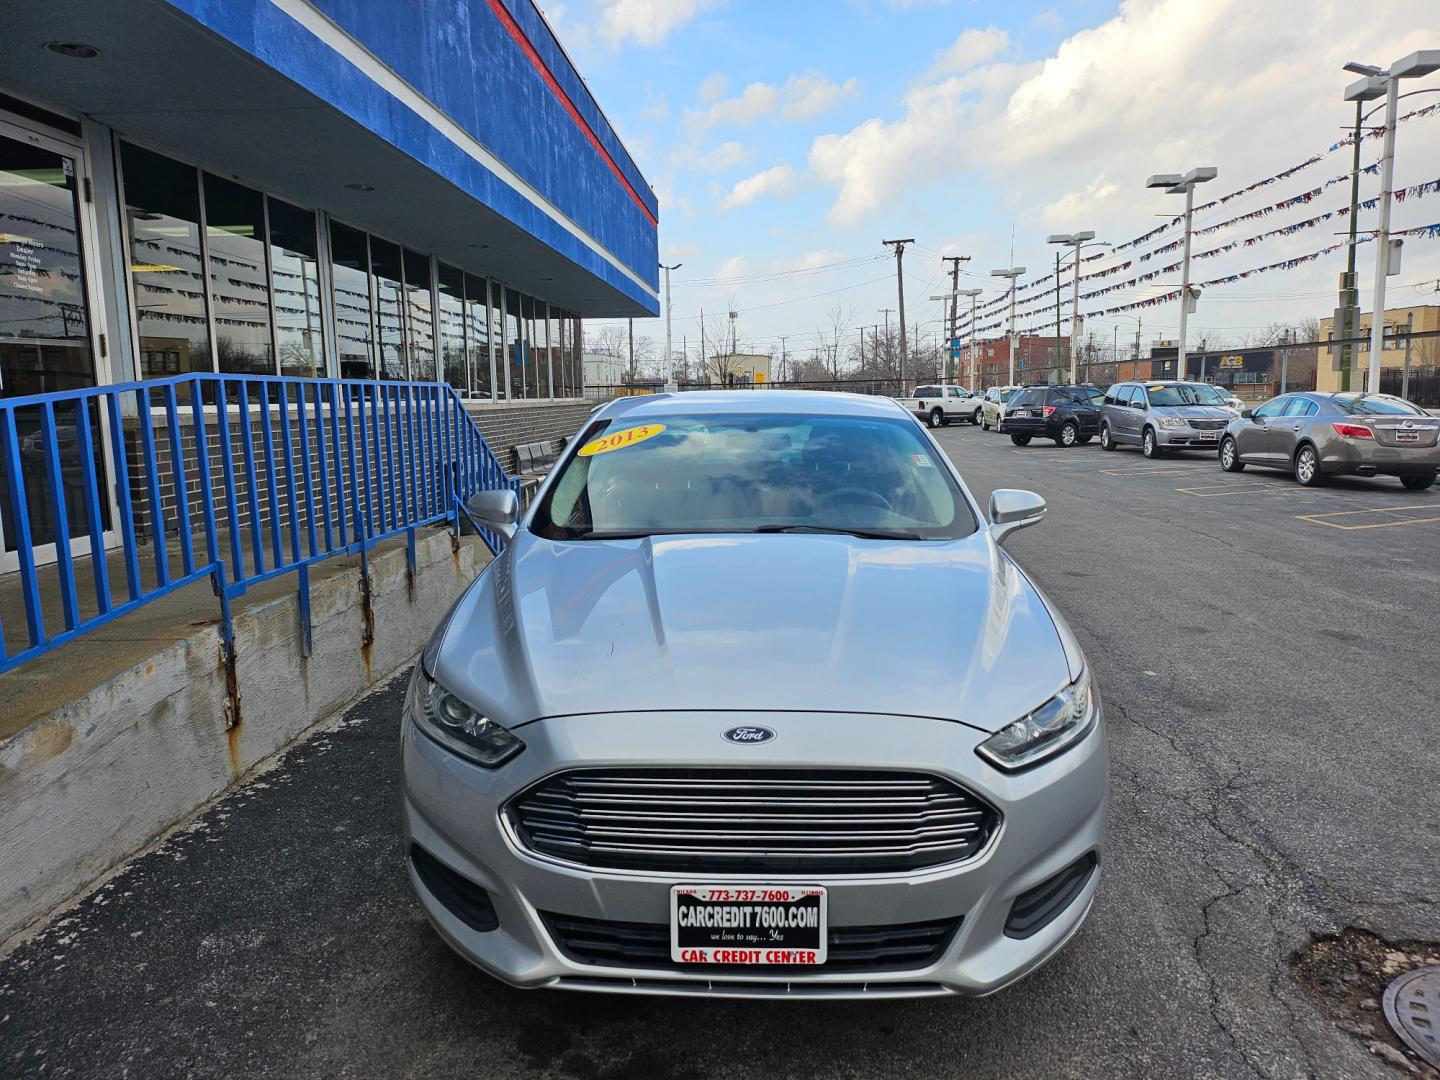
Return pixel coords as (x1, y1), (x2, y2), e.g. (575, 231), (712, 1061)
(402, 391), (1107, 999)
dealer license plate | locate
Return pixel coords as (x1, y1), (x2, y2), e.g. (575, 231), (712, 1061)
(1199, 431), (1218, 442)
(1395, 430), (1420, 443)
(670, 885), (827, 965)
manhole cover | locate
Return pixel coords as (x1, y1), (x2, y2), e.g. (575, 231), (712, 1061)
(1383, 965), (1440, 1069)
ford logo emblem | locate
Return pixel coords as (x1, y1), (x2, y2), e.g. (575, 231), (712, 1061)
(722, 726), (775, 745)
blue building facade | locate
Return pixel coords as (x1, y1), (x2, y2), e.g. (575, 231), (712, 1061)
(0, 0), (657, 400)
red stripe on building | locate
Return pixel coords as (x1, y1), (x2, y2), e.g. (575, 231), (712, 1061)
(485, 0), (658, 229)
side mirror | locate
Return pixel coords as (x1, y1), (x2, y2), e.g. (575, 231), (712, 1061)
(466, 488), (520, 539)
(988, 489), (1046, 547)
(1241, 409), (1255, 419)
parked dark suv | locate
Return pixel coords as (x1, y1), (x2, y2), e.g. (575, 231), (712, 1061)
(1005, 385), (1105, 447)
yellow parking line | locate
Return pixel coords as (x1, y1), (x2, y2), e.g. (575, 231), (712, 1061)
(1099, 466), (1196, 476)
(1296, 504), (1440, 530)
(1175, 483), (1288, 497)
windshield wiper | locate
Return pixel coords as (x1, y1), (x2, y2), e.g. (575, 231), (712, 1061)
(569, 529), (668, 540)
(754, 524), (925, 540)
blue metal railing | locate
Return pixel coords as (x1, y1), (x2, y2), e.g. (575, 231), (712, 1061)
(0, 373), (523, 676)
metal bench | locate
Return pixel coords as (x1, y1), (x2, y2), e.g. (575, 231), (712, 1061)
(512, 439), (561, 502)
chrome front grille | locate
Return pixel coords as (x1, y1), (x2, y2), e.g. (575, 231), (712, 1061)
(506, 768), (999, 874)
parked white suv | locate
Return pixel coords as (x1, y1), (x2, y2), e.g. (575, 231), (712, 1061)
(896, 384), (977, 428)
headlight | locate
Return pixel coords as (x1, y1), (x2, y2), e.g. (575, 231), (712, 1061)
(1157, 415), (1188, 429)
(978, 669), (1096, 771)
(405, 664), (524, 767)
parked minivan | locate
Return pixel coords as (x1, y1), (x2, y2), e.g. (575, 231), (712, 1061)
(1099, 381), (1235, 458)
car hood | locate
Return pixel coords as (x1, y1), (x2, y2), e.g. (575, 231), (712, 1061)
(1153, 404), (1233, 420)
(433, 531), (1073, 734)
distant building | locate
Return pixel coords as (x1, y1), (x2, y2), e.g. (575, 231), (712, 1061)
(965, 335), (1068, 387)
(1146, 344), (1318, 399)
(707, 352), (772, 385)
(582, 352), (627, 393)
(1317, 304), (1439, 393)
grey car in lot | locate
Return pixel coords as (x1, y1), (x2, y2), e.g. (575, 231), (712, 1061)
(402, 391), (1107, 999)
(1219, 391), (1440, 489)
(1099, 380), (1235, 458)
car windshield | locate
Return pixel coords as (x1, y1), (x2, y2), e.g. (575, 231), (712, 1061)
(1004, 389), (1025, 402)
(1148, 384), (1221, 407)
(1332, 394), (1425, 416)
(531, 411), (979, 541)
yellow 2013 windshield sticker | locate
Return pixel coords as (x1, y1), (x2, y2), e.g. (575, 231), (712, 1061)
(578, 423), (667, 457)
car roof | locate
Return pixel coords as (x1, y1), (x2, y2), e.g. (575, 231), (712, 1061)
(594, 390), (909, 420)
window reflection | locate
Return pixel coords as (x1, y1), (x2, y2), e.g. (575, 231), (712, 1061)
(504, 287), (520, 400)
(370, 236), (405, 380)
(403, 247), (434, 382)
(0, 132), (108, 553)
(437, 262), (466, 392)
(464, 272), (492, 400)
(203, 173), (273, 374)
(122, 142), (211, 376)
(329, 221), (373, 379)
(0, 132), (94, 394)
(269, 198), (324, 377)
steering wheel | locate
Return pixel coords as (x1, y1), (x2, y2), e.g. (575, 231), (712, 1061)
(818, 486), (892, 511)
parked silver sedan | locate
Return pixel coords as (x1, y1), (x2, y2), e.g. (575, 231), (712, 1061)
(1219, 391), (1440, 489)
(403, 391), (1107, 999)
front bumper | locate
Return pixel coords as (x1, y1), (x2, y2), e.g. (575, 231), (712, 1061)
(1156, 425), (1224, 448)
(401, 708), (1108, 999)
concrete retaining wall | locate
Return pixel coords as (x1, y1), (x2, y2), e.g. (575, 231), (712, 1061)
(0, 527), (488, 943)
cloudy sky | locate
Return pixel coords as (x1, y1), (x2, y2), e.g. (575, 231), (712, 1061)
(548, 0), (1440, 369)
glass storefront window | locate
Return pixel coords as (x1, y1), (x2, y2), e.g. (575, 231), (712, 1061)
(203, 173), (273, 375)
(370, 236), (405, 380)
(463, 272), (492, 400)
(268, 198), (324, 377)
(532, 300), (547, 403)
(504, 287), (521, 401)
(437, 262), (466, 392)
(519, 293), (538, 399)
(1, 131), (94, 395)
(121, 142), (211, 377)
(403, 247), (435, 382)
(329, 221), (372, 379)
(1, 128), (109, 555)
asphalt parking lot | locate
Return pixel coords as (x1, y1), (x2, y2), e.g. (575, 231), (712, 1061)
(1, 423), (1437, 1080)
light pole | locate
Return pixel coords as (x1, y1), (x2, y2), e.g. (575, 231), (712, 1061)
(1047, 231), (1108, 384)
(660, 262), (682, 377)
(1145, 167), (1218, 380)
(957, 288), (982, 388)
(1342, 51), (1440, 394)
(1111, 314), (1142, 367)
(990, 268), (1025, 385)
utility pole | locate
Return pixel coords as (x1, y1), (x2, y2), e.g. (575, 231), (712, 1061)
(1280, 329), (1290, 393)
(779, 336), (787, 382)
(1342, 55), (1440, 392)
(660, 261), (682, 376)
(882, 239), (914, 382)
(957, 289), (981, 388)
(699, 308), (706, 384)
(627, 317), (634, 384)
(1145, 170), (1217, 378)
(941, 255), (969, 382)
(1338, 99), (1364, 392)
(1053, 251), (1064, 384)
(990, 267), (1025, 385)
(878, 308), (895, 381)
(1402, 310), (1414, 399)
